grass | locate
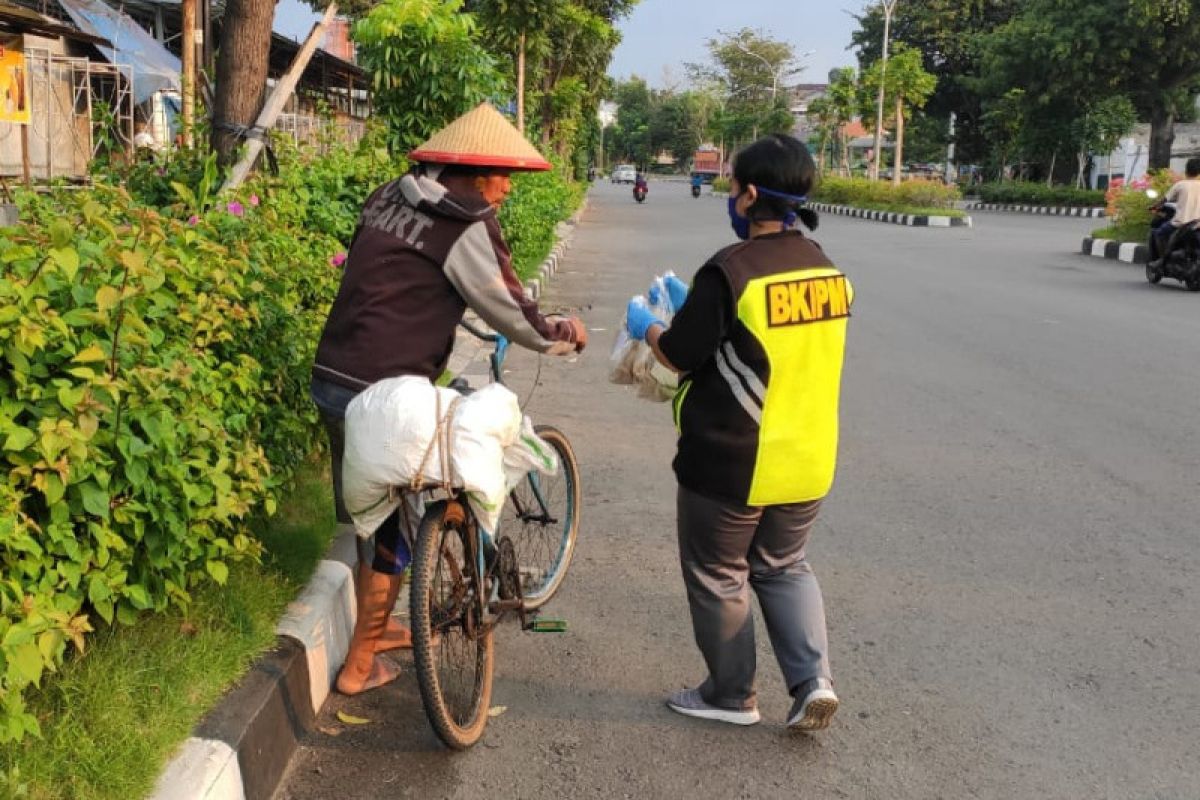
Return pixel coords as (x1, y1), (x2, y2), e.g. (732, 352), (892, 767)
(1091, 224), (1148, 243)
(0, 458), (336, 800)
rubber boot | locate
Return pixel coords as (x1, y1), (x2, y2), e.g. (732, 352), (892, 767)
(373, 564), (413, 653)
(336, 569), (403, 695)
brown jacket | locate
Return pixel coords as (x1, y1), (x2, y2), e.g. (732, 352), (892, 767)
(313, 173), (578, 390)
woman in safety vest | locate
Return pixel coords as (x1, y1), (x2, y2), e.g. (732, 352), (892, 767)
(624, 133), (851, 733)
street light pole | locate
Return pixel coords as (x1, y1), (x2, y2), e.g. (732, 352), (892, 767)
(870, 0), (898, 181)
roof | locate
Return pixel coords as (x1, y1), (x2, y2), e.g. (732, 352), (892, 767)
(269, 32), (367, 91)
(0, 0), (110, 45)
(58, 0), (179, 103)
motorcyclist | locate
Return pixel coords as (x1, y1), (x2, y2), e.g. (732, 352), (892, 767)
(1150, 158), (1200, 266)
(634, 172), (648, 192)
(691, 173), (703, 195)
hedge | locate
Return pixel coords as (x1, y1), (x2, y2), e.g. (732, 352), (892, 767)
(811, 176), (962, 215)
(975, 181), (1105, 208)
(0, 132), (581, 743)
(1091, 170), (1180, 243)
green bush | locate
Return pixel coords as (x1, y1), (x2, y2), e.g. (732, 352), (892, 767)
(500, 165), (583, 280)
(712, 177), (731, 193)
(976, 181), (1105, 208)
(1091, 170), (1180, 243)
(812, 176), (963, 215)
(0, 179), (343, 743)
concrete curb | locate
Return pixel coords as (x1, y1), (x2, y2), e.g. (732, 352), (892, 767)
(1081, 237), (1148, 264)
(523, 198), (589, 300)
(149, 555), (356, 800)
(808, 202), (973, 228)
(969, 202), (1106, 218)
(149, 199), (591, 800)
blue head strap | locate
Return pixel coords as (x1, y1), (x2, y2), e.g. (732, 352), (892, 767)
(752, 185), (808, 228)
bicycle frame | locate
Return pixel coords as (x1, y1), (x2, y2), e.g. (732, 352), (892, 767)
(455, 320), (559, 629)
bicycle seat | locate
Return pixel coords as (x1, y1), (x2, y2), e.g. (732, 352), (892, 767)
(446, 377), (475, 396)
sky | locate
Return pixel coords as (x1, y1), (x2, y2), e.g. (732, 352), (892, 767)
(273, 0), (867, 84)
(609, 0), (866, 88)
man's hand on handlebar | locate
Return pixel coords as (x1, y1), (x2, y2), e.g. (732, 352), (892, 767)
(565, 317), (588, 353)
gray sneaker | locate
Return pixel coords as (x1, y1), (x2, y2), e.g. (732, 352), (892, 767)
(665, 687), (761, 726)
(787, 678), (839, 732)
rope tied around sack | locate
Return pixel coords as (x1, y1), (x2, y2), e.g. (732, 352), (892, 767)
(409, 391), (465, 495)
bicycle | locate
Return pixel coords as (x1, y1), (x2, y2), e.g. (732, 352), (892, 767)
(409, 320), (581, 749)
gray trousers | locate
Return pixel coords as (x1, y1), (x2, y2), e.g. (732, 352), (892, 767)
(677, 486), (831, 711)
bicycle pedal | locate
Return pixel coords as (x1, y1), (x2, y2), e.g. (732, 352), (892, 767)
(526, 618), (567, 633)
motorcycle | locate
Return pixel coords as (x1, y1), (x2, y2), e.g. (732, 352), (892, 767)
(1145, 189), (1200, 291)
(633, 183), (647, 203)
(691, 184), (701, 198)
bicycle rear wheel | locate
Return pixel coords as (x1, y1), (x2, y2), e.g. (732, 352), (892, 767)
(501, 425), (581, 610)
(410, 501), (494, 749)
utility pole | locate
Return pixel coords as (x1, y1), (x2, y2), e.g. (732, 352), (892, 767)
(870, 0), (898, 181)
(181, 0), (196, 146)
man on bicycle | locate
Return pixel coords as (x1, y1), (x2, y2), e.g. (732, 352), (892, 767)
(311, 102), (588, 696)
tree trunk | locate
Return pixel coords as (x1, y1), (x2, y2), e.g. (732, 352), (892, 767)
(1046, 150), (1056, 187)
(892, 97), (903, 187)
(516, 32), (526, 134)
(1149, 106), (1175, 171)
(1076, 151), (1086, 188)
(212, 0), (276, 165)
(541, 73), (553, 147)
(181, 0), (195, 147)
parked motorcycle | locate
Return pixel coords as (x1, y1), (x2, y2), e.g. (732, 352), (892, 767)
(1145, 189), (1200, 291)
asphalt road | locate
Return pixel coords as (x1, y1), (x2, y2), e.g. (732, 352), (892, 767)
(281, 180), (1200, 800)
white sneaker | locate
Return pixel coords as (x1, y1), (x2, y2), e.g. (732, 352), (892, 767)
(787, 678), (839, 732)
(666, 687), (761, 726)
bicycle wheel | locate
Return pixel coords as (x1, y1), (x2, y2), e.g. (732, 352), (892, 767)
(410, 501), (494, 749)
(501, 425), (581, 610)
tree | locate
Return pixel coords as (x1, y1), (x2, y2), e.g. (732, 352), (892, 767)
(852, 0), (1022, 166)
(353, 0), (506, 154)
(212, 0), (276, 165)
(468, 0), (562, 132)
(688, 28), (806, 147)
(1072, 96), (1138, 188)
(861, 44), (936, 184)
(981, 88), (1025, 181)
(1121, 0), (1200, 169)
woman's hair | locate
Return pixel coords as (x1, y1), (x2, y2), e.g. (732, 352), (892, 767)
(732, 133), (819, 231)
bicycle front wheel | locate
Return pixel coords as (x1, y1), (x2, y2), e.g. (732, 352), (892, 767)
(502, 425), (581, 610)
(410, 501), (494, 750)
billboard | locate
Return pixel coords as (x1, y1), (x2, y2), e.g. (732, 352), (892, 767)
(0, 36), (30, 126)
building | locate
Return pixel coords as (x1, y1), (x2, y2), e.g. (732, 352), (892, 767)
(787, 82), (828, 141)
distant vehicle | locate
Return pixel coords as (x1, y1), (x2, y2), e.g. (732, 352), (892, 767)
(692, 149), (721, 183)
(612, 164), (636, 184)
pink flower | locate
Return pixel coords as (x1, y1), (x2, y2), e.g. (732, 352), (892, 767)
(188, 215), (199, 225)
(227, 201), (244, 217)
(249, 194), (260, 207)
(329, 252), (347, 268)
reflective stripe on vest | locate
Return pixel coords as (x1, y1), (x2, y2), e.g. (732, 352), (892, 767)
(736, 266), (852, 505)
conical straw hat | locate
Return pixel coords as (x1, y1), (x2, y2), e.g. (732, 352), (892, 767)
(410, 103), (551, 171)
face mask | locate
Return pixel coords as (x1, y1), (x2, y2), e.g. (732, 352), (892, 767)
(728, 185), (809, 239)
(728, 195), (751, 240)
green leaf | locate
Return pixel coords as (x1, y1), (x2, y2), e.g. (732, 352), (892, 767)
(3, 428), (35, 451)
(48, 219), (73, 249)
(72, 343), (106, 363)
(11, 642), (44, 686)
(79, 481), (110, 518)
(205, 560), (229, 585)
(95, 286), (120, 312)
(48, 247), (80, 279)
(125, 584), (152, 610)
